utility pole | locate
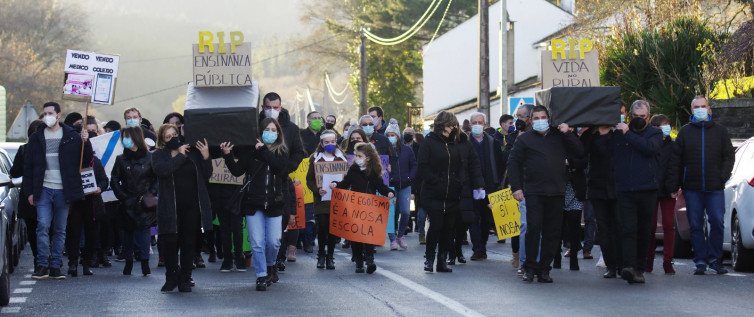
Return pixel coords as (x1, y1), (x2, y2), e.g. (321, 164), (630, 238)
(499, 0), (508, 116)
(478, 0), (490, 119)
(359, 26), (368, 116)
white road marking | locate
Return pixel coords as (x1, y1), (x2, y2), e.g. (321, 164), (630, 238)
(334, 251), (486, 317)
(726, 273), (746, 277)
(12, 288), (31, 294)
(8, 298), (25, 304)
(22, 275), (30, 279)
(1, 307), (21, 313)
(18, 281), (35, 286)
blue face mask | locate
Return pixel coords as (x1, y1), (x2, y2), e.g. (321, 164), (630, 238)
(693, 108), (708, 121)
(262, 130), (278, 144)
(122, 137), (134, 149)
(471, 124), (483, 136)
(126, 119), (140, 128)
(660, 125), (671, 137)
(507, 125), (515, 133)
(323, 144), (336, 153)
(532, 119), (549, 132)
(388, 136), (398, 145)
(362, 125), (374, 135)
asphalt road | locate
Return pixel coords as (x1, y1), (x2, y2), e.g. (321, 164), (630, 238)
(3, 233), (754, 316)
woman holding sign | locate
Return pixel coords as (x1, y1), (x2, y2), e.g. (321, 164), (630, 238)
(221, 117), (290, 291)
(331, 143), (394, 274)
(307, 130), (348, 270)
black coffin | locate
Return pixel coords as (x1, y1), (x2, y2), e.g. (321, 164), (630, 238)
(535, 87), (622, 126)
(184, 107), (257, 146)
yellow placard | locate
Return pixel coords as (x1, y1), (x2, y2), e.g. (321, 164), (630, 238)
(488, 188), (521, 240)
(289, 158), (313, 204)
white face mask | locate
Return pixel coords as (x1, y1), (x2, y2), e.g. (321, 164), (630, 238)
(354, 158), (365, 167)
(44, 115), (57, 128)
(264, 109), (280, 120)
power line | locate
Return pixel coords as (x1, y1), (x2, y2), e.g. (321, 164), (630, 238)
(363, 0), (443, 46)
(423, 0), (454, 52)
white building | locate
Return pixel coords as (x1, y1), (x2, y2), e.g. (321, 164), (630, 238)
(422, 0), (575, 128)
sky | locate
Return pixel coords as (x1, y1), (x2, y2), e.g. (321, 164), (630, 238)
(75, 0), (308, 124)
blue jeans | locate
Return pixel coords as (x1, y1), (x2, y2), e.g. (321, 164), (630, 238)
(122, 228), (151, 261)
(684, 190), (725, 265)
(36, 187), (69, 268)
(389, 186), (412, 241)
(416, 207), (427, 235)
(247, 212), (282, 277)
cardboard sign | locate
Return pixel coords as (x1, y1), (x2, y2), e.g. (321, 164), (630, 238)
(209, 158), (244, 185)
(81, 168), (98, 195)
(313, 161), (349, 187)
(63, 49), (120, 104)
(329, 188), (389, 245)
(289, 158), (313, 204)
(541, 39), (599, 89)
(345, 154), (390, 185)
(287, 183), (307, 230)
(488, 188), (521, 240)
(193, 31), (252, 87)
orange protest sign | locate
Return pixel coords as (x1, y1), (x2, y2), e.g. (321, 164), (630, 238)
(287, 183), (307, 230)
(329, 188), (389, 245)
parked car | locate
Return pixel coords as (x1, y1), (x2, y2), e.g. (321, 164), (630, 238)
(724, 136), (754, 272)
(0, 148), (20, 273)
(0, 172), (14, 306)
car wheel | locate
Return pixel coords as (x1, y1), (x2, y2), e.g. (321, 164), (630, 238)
(5, 239), (12, 275)
(18, 220), (25, 251)
(12, 243), (18, 267)
(732, 215), (754, 272)
(673, 224), (693, 259)
(0, 242), (9, 306)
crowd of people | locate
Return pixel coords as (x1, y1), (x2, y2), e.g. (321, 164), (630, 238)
(13, 92), (734, 292)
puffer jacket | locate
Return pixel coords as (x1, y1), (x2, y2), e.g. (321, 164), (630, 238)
(111, 149), (157, 228)
(667, 117), (734, 192)
(418, 132), (469, 213)
(224, 145), (289, 217)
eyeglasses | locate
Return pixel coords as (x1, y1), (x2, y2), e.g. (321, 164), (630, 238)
(362, 123), (374, 126)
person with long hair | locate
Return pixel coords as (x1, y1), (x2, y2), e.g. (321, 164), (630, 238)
(221, 117), (290, 291)
(385, 119), (417, 250)
(330, 143), (394, 274)
(152, 124), (213, 292)
(306, 130), (347, 269)
(341, 128), (369, 155)
(110, 127), (158, 276)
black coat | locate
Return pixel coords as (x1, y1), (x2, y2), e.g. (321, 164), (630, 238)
(468, 132), (505, 192)
(335, 164), (394, 197)
(224, 146), (289, 217)
(300, 127), (321, 156)
(418, 132), (482, 212)
(111, 149), (158, 229)
(507, 129), (584, 196)
(23, 123), (86, 203)
(152, 149), (213, 234)
(456, 133), (485, 215)
(613, 126), (663, 192)
(10, 145), (34, 220)
(667, 119), (735, 192)
(368, 132), (391, 156)
(582, 131), (616, 200)
(260, 109), (305, 173)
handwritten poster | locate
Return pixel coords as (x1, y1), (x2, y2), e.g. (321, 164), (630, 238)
(289, 158), (313, 204)
(541, 39), (599, 89)
(488, 188), (521, 240)
(287, 183), (307, 230)
(329, 188), (389, 245)
(313, 160), (349, 187)
(209, 158), (244, 185)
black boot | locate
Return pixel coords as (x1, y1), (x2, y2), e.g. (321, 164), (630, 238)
(161, 268), (179, 292)
(268, 266), (279, 283)
(355, 256), (365, 273)
(326, 256), (335, 270)
(436, 252), (453, 273)
(68, 264), (78, 277)
(141, 260), (151, 276)
(424, 252), (435, 272)
(123, 260), (133, 275)
(82, 265), (93, 276)
(456, 246), (467, 264)
(178, 269), (192, 292)
(316, 252), (326, 269)
(570, 255), (579, 271)
(365, 252), (377, 274)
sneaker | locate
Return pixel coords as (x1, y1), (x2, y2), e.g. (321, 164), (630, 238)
(517, 268), (525, 277)
(115, 253), (126, 262)
(32, 266), (49, 279)
(220, 261), (233, 273)
(708, 261), (728, 275)
(398, 237), (408, 249)
(194, 255), (206, 268)
(256, 277), (268, 291)
(390, 240), (399, 250)
(49, 267), (66, 279)
(235, 255), (247, 272)
(694, 264), (707, 275)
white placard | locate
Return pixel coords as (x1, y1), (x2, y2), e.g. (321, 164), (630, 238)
(81, 168), (98, 195)
(64, 50), (120, 77)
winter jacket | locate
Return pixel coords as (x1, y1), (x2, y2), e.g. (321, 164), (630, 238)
(368, 132), (391, 156)
(300, 127), (321, 156)
(23, 123), (86, 203)
(667, 117), (734, 192)
(335, 163), (394, 197)
(469, 132), (506, 192)
(388, 144), (417, 190)
(507, 128), (584, 196)
(613, 125), (663, 192)
(656, 136), (676, 198)
(224, 145), (289, 217)
(111, 149), (158, 228)
(307, 150), (348, 216)
(456, 133), (485, 215)
(152, 149), (213, 235)
(11, 145), (35, 220)
(259, 108), (305, 173)
(582, 131), (616, 200)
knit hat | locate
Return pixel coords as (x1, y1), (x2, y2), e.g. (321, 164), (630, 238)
(64, 112), (83, 126)
(385, 118), (401, 136)
(104, 120), (122, 132)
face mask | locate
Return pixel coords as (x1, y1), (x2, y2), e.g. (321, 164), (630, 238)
(354, 158), (365, 167)
(72, 124), (83, 133)
(532, 119), (549, 132)
(660, 125), (671, 137)
(629, 117), (647, 132)
(471, 124), (483, 136)
(165, 137), (183, 150)
(264, 109), (280, 120)
(388, 136), (398, 145)
(262, 131), (278, 144)
(126, 118), (140, 128)
(44, 115), (57, 128)
(323, 144), (336, 153)
(448, 128), (459, 140)
(515, 119), (526, 131)
(362, 125), (374, 135)
(325, 122), (335, 130)
(122, 137), (134, 149)
(507, 125), (515, 134)
(310, 119), (323, 131)
(620, 115), (626, 123)
(403, 134), (413, 143)
(693, 108), (708, 121)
